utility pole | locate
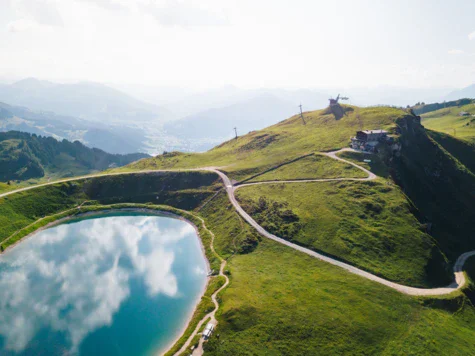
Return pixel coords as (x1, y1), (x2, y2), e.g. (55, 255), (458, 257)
(299, 104), (306, 125)
(234, 127), (238, 139)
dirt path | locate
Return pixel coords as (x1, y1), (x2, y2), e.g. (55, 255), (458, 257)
(209, 149), (474, 296)
(1, 149), (473, 299)
(173, 217), (229, 356)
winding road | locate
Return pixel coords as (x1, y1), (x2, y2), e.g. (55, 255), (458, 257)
(212, 149), (473, 296)
(1, 148), (473, 299)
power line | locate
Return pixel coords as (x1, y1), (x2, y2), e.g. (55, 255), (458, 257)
(299, 104), (306, 125)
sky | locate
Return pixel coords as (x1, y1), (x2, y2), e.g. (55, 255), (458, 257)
(1, 0), (475, 90)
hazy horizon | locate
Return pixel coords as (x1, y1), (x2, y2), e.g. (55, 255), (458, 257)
(2, 0), (475, 90)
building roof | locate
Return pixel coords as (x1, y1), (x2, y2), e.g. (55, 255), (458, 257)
(360, 130), (388, 134)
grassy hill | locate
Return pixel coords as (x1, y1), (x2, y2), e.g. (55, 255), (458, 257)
(413, 98), (473, 116)
(0, 131), (148, 182)
(123, 105), (475, 286)
(2, 104), (475, 354)
(2, 169), (474, 355)
(235, 180), (436, 287)
(245, 153), (367, 182)
(199, 190), (475, 356)
(421, 102), (475, 143)
(123, 106), (404, 181)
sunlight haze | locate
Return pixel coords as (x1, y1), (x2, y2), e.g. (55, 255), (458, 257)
(2, 0), (475, 89)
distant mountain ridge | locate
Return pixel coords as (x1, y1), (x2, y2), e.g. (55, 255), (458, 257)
(445, 84), (475, 101)
(164, 94), (301, 143)
(0, 131), (149, 181)
(0, 78), (173, 124)
(0, 101), (148, 154)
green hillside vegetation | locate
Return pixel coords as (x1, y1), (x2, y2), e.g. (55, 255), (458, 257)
(0, 171), (219, 249)
(3, 105), (475, 354)
(123, 106), (475, 284)
(413, 98), (473, 116)
(0, 182), (10, 193)
(2, 169), (474, 355)
(421, 103), (475, 142)
(246, 153), (367, 182)
(390, 115), (475, 269)
(199, 193), (475, 356)
(336, 150), (390, 178)
(235, 180), (440, 287)
(0, 131), (148, 182)
(121, 106), (404, 181)
(425, 130), (475, 174)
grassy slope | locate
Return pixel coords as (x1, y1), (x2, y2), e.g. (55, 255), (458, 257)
(391, 116), (475, 264)
(1, 146), (474, 354)
(337, 150), (390, 178)
(121, 106), (404, 181)
(247, 153), (367, 182)
(125, 105), (474, 285)
(426, 130), (475, 174)
(0, 171), (219, 246)
(235, 180), (437, 287)
(200, 195), (475, 356)
(3, 105), (475, 353)
(0, 131), (148, 182)
(421, 103), (475, 143)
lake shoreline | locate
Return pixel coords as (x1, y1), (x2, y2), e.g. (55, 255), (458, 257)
(0, 207), (211, 356)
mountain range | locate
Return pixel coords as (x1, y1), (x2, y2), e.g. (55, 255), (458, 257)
(0, 131), (149, 182)
(164, 94), (300, 142)
(2, 78), (475, 154)
(0, 101), (148, 155)
(0, 78), (173, 124)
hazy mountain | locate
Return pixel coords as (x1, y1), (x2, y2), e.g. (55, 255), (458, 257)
(0, 131), (149, 181)
(337, 86), (451, 107)
(445, 84), (475, 101)
(0, 101), (148, 154)
(164, 94), (298, 144)
(0, 78), (173, 124)
(160, 86), (329, 118)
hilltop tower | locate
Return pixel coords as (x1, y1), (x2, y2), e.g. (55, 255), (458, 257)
(328, 94), (345, 120)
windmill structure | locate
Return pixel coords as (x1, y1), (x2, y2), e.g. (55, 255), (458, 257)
(328, 94), (349, 120)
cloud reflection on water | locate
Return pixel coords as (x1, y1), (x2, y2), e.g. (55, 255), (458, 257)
(0, 215), (196, 353)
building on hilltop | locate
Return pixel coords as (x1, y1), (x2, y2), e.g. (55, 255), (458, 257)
(350, 129), (388, 152)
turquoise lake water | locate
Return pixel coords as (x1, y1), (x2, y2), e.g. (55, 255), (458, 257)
(0, 212), (208, 355)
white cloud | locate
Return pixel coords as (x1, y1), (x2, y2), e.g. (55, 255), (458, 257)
(469, 31), (475, 40)
(78, 0), (128, 11)
(448, 49), (464, 54)
(140, 0), (229, 28)
(7, 19), (36, 32)
(0, 215), (204, 353)
(10, 0), (64, 27)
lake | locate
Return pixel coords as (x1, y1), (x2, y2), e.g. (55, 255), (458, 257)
(0, 212), (208, 355)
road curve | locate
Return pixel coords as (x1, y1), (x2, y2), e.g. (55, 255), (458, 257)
(208, 149), (473, 296)
(1, 149), (473, 296)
